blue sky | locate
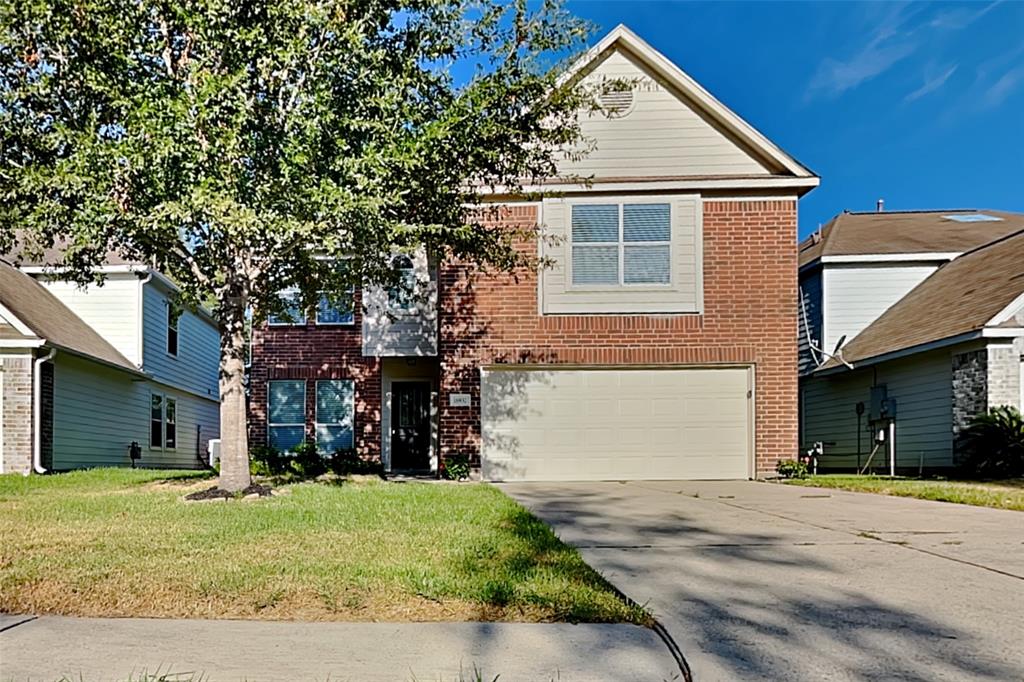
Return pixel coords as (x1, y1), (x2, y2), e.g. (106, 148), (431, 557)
(564, 1), (1024, 238)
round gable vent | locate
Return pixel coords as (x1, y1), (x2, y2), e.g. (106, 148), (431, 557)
(598, 86), (635, 118)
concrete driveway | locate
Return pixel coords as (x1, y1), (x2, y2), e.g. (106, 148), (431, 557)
(500, 480), (1024, 681)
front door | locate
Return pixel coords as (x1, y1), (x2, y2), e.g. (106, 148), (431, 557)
(391, 382), (431, 471)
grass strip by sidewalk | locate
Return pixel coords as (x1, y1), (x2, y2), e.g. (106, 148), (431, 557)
(0, 468), (649, 624)
(783, 475), (1024, 511)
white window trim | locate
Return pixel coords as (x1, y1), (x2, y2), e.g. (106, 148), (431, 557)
(267, 379), (307, 449)
(149, 392), (178, 451)
(566, 199), (675, 291)
(314, 379), (355, 453)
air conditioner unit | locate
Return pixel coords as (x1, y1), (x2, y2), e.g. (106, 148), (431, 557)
(207, 439), (221, 468)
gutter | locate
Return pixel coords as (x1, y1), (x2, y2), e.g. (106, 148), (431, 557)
(32, 347), (56, 474)
(137, 270), (153, 368)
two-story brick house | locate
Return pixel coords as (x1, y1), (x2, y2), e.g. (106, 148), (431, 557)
(248, 25), (819, 481)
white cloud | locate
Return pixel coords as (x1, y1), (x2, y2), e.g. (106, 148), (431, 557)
(904, 64), (958, 102)
(983, 64), (1024, 108)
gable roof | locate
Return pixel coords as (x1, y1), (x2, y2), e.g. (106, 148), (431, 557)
(0, 259), (140, 373)
(799, 209), (1024, 268)
(820, 228), (1024, 370)
(560, 25), (818, 183)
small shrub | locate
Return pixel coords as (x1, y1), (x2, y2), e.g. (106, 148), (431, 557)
(289, 441), (327, 478)
(443, 453), (471, 481)
(961, 406), (1024, 478)
(328, 448), (382, 476)
(776, 458), (809, 479)
(250, 445), (287, 476)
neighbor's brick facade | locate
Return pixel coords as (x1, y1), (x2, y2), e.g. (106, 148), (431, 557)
(1, 356), (34, 474)
(437, 200), (799, 477)
(248, 198), (799, 477)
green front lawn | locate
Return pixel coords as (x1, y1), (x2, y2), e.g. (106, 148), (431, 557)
(783, 475), (1024, 511)
(0, 469), (646, 624)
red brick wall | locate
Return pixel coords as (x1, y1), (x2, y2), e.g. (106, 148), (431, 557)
(438, 199), (798, 477)
(248, 290), (382, 459)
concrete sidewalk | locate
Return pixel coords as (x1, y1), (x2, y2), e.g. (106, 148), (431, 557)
(0, 615), (683, 682)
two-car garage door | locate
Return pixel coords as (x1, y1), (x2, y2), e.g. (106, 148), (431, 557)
(480, 366), (752, 481)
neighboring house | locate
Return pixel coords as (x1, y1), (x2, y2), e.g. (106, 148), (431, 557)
(0, 255), (220, 474)
(799, 209), (1024, 472)
(247, 25), (820, 482)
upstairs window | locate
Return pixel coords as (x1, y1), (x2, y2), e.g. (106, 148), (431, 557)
(316, 287), (355, 325)
(268, 380), (306, 451)
(166, 303), (180, 356)
(571, 203), (671, 286)
(269, 289), (306, 326)
(388, 255), (417, 312)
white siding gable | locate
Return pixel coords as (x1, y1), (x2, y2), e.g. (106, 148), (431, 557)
(142, 281), (219, 398)
(823, 263), (941, 354)
(560, 47), (772, 179)
(361, 250), (438, 357)
(36, 273), (141, 364)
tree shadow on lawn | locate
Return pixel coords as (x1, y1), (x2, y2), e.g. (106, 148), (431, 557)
(509, 485), (1023, 681)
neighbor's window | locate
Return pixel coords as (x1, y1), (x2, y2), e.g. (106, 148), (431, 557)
(268, 380), (306, 451)
(315, 380), (354, 453)
(150, 394), (163, 448)
(268, 289), (306, 326)
(571, 203), (671, 286)
(164, 398), (177, 449)
(316, 287), (355, 325)
(387, 255), (417, 311)
(166, 303), (180, 356)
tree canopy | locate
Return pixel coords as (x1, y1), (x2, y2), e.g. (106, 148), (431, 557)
(0, 0), (595, 489)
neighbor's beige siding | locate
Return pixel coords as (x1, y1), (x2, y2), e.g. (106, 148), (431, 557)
(560, 47), (771, 178)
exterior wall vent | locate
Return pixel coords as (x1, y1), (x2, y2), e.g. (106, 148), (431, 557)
(598, 87), (635, 118)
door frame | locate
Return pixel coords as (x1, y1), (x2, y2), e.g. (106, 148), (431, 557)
(382, 376), (437, 473)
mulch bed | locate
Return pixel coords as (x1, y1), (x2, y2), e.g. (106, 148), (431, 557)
(184, 483), (274, 501)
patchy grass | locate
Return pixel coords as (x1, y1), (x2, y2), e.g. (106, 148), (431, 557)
(783, 475), (1024, 511)
(0, 468), (646, 624)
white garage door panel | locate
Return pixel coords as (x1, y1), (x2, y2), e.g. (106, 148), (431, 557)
(481, 367), (751, 481)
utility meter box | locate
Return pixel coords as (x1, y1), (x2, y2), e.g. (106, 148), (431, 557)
(869, 385), (887, 421)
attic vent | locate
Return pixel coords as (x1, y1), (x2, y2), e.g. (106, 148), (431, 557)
(598, 87), (635, 118)
(943, 213), (1003, 223)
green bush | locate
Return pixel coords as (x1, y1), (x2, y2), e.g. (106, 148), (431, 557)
(328, 448), (382, 476)
(289, 441), (327, 478)
(961, 406), (1024, 478)
(250, 445), (287, 476)
(776, 458), (809, 479)
(443, 453), (471, 481)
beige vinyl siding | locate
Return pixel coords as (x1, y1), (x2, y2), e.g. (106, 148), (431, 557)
(142, 282), (219, 398)
(559, 48), (770, 178)
(823, 263), (940, 354)
(801, 348), (954, 471)
(37, 274), (140, 364)
(51, 353), (219, 470)
(541, 195), (702, 314)
(798, 269), (823, 375)
(361, 250), (438, 356)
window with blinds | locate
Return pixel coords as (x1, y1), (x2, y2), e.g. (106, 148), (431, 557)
(571, 203), (671, 286)
(268, 379), (306, 451)
(315, 380), (355, 453)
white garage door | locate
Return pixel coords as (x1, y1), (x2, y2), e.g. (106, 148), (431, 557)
(481, 367), (752, 481)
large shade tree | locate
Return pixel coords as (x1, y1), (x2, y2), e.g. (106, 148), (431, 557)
(0, 0), (595, 490)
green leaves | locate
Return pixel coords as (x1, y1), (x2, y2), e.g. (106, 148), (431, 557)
(1, 0), (593, 318)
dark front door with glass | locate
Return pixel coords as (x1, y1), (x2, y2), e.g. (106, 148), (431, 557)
(391, 382), (431, 471)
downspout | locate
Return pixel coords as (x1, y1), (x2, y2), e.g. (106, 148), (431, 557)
(32, 347), (56, 474)
(136, 270), (153, 368)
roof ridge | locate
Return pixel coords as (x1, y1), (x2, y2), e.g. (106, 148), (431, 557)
(845, 208), (983, 215)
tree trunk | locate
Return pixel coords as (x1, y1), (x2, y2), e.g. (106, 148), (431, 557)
(218, 300), (251, 492)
